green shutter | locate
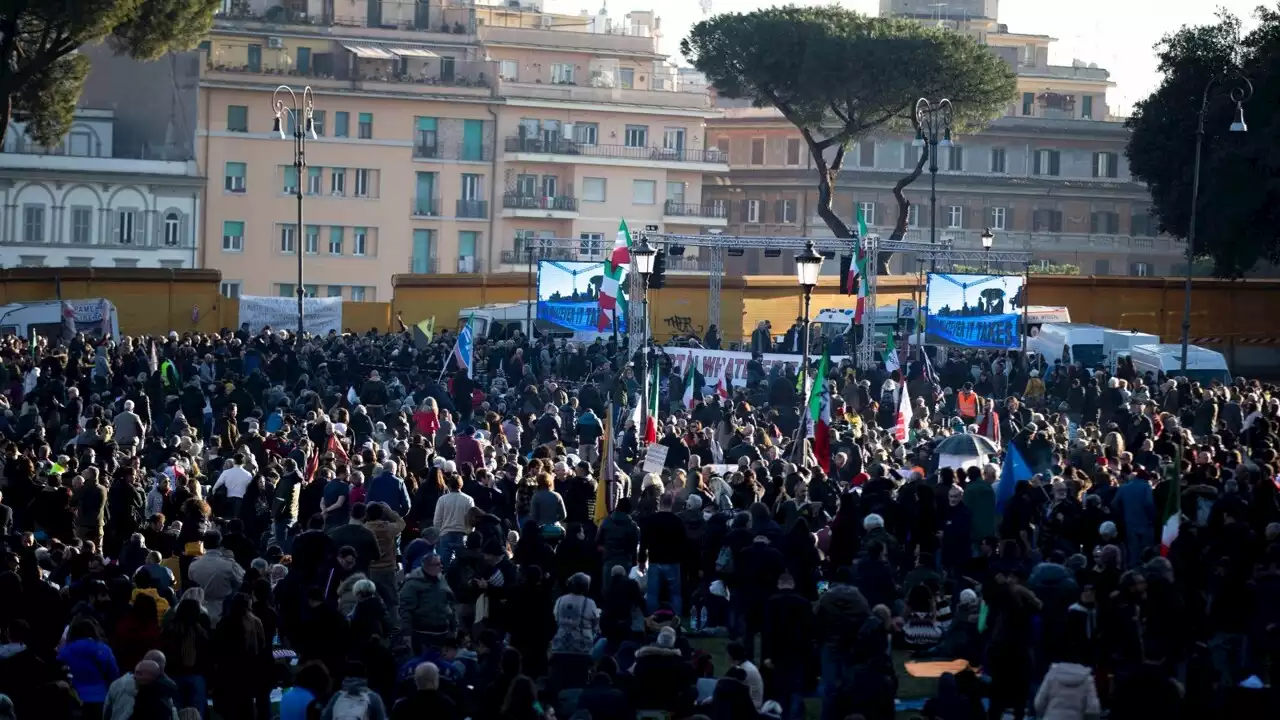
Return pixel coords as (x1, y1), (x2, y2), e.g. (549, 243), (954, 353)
(223, 221), (244, 236)
(462, 119), (484, 161)
(278, 284), (294, 298)
(359, 112), (372, 124)
(227, 105), (248, 131)
(226, 162), (245, 178)
(284, 166), (298, 188)
(416, 117), (437, 132)
(335, 111), (349, 137)
(413, 229), (433, 273)
(459, 230), (477, 256)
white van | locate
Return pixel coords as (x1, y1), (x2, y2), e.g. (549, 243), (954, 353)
(1102, 329), (1161, 372)
(1027, 323), (1109, 369)
(1128, 343), (1231, 386)
(0, 299), (120, 339)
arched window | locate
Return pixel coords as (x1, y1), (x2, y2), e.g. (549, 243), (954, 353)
(164, 213), (181, 246)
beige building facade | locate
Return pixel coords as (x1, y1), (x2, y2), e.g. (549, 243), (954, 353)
(198, 1), (726, 300)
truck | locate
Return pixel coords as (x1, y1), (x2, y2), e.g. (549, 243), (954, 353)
(1102, 329), (1161, 373)
(1128, 343), (1232, 386)
(0, 298), (120, 339)
(459, 302), (575, 341)
(1026, 323), (1109, 369)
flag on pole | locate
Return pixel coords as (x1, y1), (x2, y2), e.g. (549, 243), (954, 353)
(995, 443), (1034, 513)
(884, 333), (900, 374)
(922, 348), (939, 386)
(716, 361), (731, 400)
(61, 301), (77, 343)
(1160, 449), (1182, 557)
(682, 353), (698, 410)
(454, 314), (475, 377)
(856, 202), (869, 239)
(598, 219), (634, 332)
(893, 381), (912, 442)
(809, 346), (832, 471)
(412, 317), (436, 349)
(595, 400), (614, 525)
(148, 340), (159, 375)
(645, 360), (660, 442)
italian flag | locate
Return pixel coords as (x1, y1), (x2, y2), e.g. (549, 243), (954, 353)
(893, 381), (912, 442)
(631, 360), (660, 443)
(716, 361), (731, 400)
(682, 353), (698, 410)
(1160, 467), (1181, 557)
(597, 219), (633, 331)
(884, 332), (900, 374)
(853, 204), (870, 324)
(808, 345), (832, 471)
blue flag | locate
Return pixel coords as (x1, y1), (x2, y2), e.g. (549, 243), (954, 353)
(995, 443), (1034, 513)
(454, 315), (474, 378)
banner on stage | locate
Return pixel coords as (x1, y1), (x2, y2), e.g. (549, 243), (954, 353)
(924, 273), (1024, 350)
(239, 295), (343, 336)
(667, 349), (849, 388)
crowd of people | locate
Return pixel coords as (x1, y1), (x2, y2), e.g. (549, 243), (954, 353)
(0, 321), (1276, 720)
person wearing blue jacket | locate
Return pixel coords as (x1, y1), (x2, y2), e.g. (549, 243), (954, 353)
(57, 617), (121, 718)
(366, 460), (411, 516)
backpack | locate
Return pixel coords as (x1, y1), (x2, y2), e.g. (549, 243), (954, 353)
(330, 690), (371, 720)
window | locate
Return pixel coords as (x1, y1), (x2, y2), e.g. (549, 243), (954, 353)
(858, 141), (875, 167)
(1095, 259), (1110, 275)
(227, 105), (248, 132)
(1130, 262), (1151, 277)
(331, 168), (346, 195)
(662, 128), (685, 152)
(334, 111), (349, 138)
(990, 147), (1006, 174)
(353, 227), (368, 256)
(283, 166), (298, 193)
(499, 60), (518, 81)
(351, 287), (369, 302)
(631, 179), (656, 205)
(989, 206), (1007, 231)
(583, 177), (606, 202)
(716, 137), (729, 154)
(906, 205), (919, 227)
(440, 56), (456, 83)
(624, 125), (647, 148)
(903, 141), (922, 168)
(858, 201), (876, 227)
(71, 207), (92, 244)
(68, 132), (93, 157)
(458, 231), (478, 272)
(947, 205), (964, 229)
(778, 200), (797, 224)
(412, 229), (434, 273)
(278, 284), (295, 298)
(665, 181), (686, 204)
(1033, 149), (1061, 176)
(750, 138), (765, 165)
(1032, 209), (1064, 233)
(222, 220), (244, 251)
(461, 173), (482, 201)
(461, 119), (485, 161)
(304, 167), (321, 195)
(305, 225), (319, 254)
(1021, 92), (1034, 116)
(746, 199), (761, 223)
(514, 174), (536, 197)
(947, 145), (964, 172)
(22, 205), (45, 242)
(573, 122), (598, 145)
(786, 138), (802, 166)
(619, 67), (635, 89)
(116, 210), (136, 244)
(358, 113), (372, 139)
(1092, 151), (1118, 178)
(1022, 44), (1036, 66)
(329, 227), (344, 255)
(1131, 210), (1158, 237)
(280, 225), (296, 253)
(220, 281), (241, 299)
(355, 168), (372, 197)
(311, 110), (325, 136)
(1082, 95), (1094, 119)
(414, 117), (438, 157)
(1090, 211), (1120, 234)
(711, 199), (726, 218)
(551, 63), (574, 84)
(327, 286), (344, 298)
(579, 232), (604, 257)
(224, 162), (246, 192)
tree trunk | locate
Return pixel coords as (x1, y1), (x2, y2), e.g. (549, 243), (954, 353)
(883, 143), (930, 273)
(0, 92), (11, 150)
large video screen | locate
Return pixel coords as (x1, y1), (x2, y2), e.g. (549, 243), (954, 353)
(537, 260), (628, 335)
(925, 272), (1024, 349)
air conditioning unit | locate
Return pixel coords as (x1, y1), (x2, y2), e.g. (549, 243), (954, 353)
(267, 37), (284, 49)
(538, 16), (552, 29)
(561, 123), (574, 139)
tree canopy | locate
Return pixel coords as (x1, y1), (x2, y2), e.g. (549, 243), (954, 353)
(681, 5), (1016, 271)
(1126, 4), (1280, 277)
(0, 0), (220, 147)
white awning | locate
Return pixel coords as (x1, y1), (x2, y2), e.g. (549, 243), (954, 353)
(342, 44), (395, 60)
(388, 47), (437, 58)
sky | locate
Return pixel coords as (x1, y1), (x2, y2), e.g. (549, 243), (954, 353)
(545, 0), (1265, 115)
(925, 272), (1023, 315)
(537, 259), (611, 300)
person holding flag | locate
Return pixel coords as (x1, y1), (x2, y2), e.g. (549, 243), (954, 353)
(884, 332), (901, 376)
(681, 353), (699, 411)
(807, 344), (832, 471)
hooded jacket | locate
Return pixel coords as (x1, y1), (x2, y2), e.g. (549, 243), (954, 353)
(397, 568), (457, 635)
(815, 584), (871, 653)
(187, 548), (245, 625)
(1033, 662), (1101, 720)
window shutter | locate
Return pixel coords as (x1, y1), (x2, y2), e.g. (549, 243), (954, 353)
(1091, 152), (1100, 178)
(1109, 212), (1121, 234)
(1050, 151), (1061, 176)
(958, 206), (967, 229)
(1033, 151), (1042, 175)
(739, 199), (749, 221)
(773, 200), (783, 223)
(1053, 210), (1063, 232)
(1005, 207), (1015, 230)
(1090, 212), (1099, 234)
(1107, 153), (1119, 178)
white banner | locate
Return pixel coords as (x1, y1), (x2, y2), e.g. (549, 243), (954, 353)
(238, 295), (344, 336)
(666, 348), (849, 388)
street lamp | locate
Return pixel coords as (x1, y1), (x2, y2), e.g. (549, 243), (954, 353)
(914, 98), (954, 272)
(1179, 71), (1251, 374)
(271, 85), (317, 338)
(632, 234), (658, 438)
(981, 227), (994, 271)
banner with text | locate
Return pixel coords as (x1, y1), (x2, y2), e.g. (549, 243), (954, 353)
(239, 295), (344, 336)
(924, 272), (1024, 350)
(666, 349), (849, 390)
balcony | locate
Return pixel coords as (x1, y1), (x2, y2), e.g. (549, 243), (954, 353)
(502, 136), (729, 171)
(410, 256), (439, 274)
(662, 201), (729, 226)
(201, 59), (494, 100)
(411, 197), (442, 217)
(413, 142), (494, 162)
(456, 199), (489, 219)
(502, 194), (579, 219)
(212, 5), (478, 41)
(498, 246), (601, 265)
(496, 78), (711, 111)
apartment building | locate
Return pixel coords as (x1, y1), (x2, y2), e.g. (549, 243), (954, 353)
(197, 0), (726, 299)
(701, 1), (1179, 278)
(0, 109), (204, 269)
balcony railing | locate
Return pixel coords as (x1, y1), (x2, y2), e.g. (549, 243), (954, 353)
(503, 136), (727, 164)
(410, 256), (439, 274)
(502, 194), (578, 212)
(411, 197), (441, 217)
(456, 199), (488, 219)
(500, 247), (593, 264)
(413, 143), (495, 162)
(663, 201), (727, 218)
(668, 257), (717, 272)
(203, 61), (492, 92)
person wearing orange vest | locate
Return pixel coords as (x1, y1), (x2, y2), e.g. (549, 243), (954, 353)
(956, 382), (980, 424)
